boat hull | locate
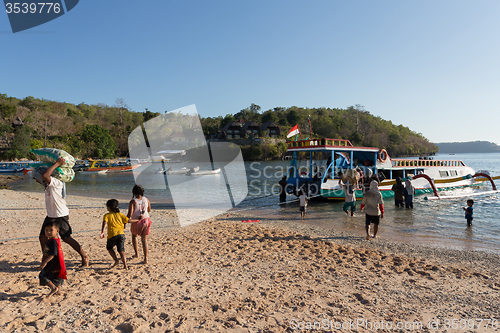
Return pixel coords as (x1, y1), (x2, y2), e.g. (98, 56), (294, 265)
(83, 164), (141, 173)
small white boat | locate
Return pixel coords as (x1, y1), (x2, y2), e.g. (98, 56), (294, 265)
(157, 166), (200, 175)
(84, 169), (108, 174)
(188, 168), (221, 176)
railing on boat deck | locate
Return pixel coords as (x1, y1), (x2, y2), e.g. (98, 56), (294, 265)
(286, 138), (353, 148)
(391, 159), (465, 168)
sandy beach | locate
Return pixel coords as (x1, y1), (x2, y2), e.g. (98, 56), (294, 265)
(1, 188), (499, 332)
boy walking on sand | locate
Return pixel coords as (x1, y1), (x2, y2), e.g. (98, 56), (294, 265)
(463, 199), (474, 227)
(38, 220), (67, 298)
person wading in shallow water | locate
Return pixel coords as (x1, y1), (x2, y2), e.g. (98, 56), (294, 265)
(33, 158), (89, 267)
(360, 180), (385, 240)
(279, 176), (288, 205)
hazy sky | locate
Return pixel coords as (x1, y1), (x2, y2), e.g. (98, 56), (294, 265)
(2, 0), (499, 144)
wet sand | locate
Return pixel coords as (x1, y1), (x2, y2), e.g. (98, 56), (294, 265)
(1, 189), (499, 332)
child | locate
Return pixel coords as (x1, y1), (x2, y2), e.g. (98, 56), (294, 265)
(463, 199), (474, 227)
(339, 179), (356, 216)
(299, 189), (307, 221)
(100, 199), (129, 269)
(127, 185), (152, 264)
(38, 220), (67, 298)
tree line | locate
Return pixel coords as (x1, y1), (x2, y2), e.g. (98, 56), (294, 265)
(0, 93), (437, 161)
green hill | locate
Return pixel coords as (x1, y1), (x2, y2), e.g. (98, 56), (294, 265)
(0, 93), (437, 160)
(436, 141), (500, 154)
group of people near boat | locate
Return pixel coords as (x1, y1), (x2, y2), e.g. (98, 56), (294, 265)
(279, 173), (475, 241)
(33, 158), (152, 298)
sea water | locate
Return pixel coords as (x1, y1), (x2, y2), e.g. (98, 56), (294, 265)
(11, 153), (500, 253)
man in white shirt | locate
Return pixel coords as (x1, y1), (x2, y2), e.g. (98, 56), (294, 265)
(34, 158), (89, 267)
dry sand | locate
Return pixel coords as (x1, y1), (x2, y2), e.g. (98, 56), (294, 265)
(1, 189), (499, 332)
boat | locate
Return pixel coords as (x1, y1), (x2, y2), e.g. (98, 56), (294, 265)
(0, 161), (39, 173)
(156, 166), (199, 175)
(188, 168), (221, 176)
(285, 138), (488, 199)
(82, 159), (141, 173)
(73, 160), (90, 172)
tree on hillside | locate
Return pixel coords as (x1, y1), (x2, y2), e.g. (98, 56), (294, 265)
(261, 110), (278, 124)
(6, 126), (31, 159)
(79, 124), (116, 159)
(286, 109), (300, 126)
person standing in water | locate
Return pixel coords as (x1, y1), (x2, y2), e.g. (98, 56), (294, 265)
(403, 178), (415, 209)
(391, 177), (405, 208)
(463, 199), (474, 227)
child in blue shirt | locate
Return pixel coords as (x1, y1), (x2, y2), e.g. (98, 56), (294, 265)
(462, 199), (474, 227)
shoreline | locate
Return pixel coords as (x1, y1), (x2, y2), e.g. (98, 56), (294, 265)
(1, 189), (499, 331)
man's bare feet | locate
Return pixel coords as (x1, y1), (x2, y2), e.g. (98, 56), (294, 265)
(46, 285), (60, 298)
(110, 261), (119, 268)
(371, 235), (377, 239)
(366, 235), (370, 240)
(81, 255), (90, 267)
(132, 254), (138, 259)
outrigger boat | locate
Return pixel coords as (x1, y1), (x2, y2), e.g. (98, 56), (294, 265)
(82, 159), (141, 173)
(285, 138), (497, 199)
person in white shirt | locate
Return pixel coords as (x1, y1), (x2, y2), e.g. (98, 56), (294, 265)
(33, 158), (89, 267)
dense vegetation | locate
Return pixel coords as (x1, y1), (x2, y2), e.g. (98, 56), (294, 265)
(0, 94), (437, 161)
(200, 104), (438, 157)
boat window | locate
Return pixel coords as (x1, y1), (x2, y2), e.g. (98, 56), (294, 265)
(450, 170), (458, 176)
(439, 170), (449, 177)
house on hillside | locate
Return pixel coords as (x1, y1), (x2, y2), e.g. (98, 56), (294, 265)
(260, 122), (281, 138)
(221, 121), (243, 139)
(241, 121), (260, 138)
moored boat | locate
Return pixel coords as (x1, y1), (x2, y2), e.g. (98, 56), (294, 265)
(0, 161), (39, 173)
(82, 159), (141, 173)
(285, 138), (484, 199)
(188, 168), (221, 176)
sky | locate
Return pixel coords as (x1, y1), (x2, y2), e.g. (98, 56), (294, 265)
(1, 0), (500, 144)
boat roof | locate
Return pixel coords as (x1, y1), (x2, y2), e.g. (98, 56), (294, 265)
(286, 138), (380, 153)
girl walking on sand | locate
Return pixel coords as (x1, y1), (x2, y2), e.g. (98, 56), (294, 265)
(127, 185), (152, 264)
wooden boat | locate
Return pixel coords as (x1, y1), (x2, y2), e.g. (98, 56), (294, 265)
(285, 138), (485, 199)
(0, 161), (38, 173)
(82, 159), (141, 173)
(188, 168), (221, 176)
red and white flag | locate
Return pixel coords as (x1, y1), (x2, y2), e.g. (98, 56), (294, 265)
(287, 124), (300, 138)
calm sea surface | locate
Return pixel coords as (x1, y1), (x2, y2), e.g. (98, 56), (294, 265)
(12, 153), (500, 253)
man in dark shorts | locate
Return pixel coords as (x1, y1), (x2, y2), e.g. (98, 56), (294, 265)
(33, 158), (89, 267)
(360, 180), (385, 240)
